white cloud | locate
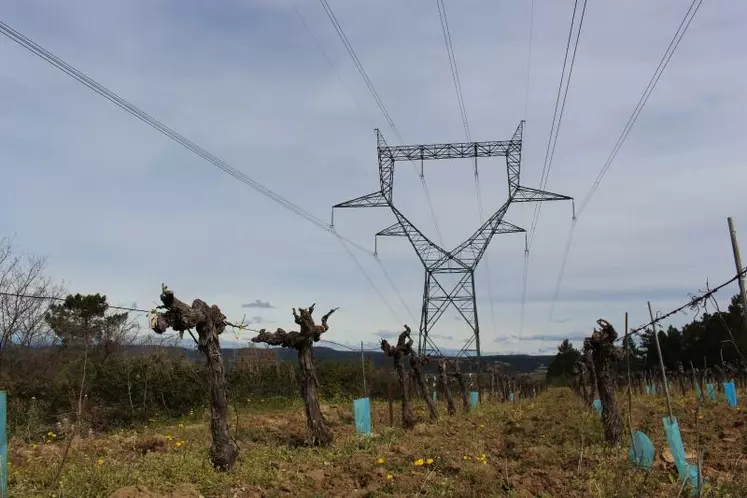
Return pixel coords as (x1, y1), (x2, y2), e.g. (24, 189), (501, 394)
(1, 0), (745, 354)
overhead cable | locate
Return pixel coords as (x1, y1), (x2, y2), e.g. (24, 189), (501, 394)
(434, 0), (498, 337)
(543, 0), (706, 330)
(519, 0), (587, 336)
(0, 19), (405, 324)
(317, 0), (445, 247)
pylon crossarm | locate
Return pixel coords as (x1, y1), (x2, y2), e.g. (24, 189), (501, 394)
(333, 191), (389, 209)
(511, 185), (572, 203)
(375, 223), (407, 237)
(380, 140), (511, 162)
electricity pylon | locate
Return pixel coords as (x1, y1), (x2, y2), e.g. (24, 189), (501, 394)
(332, 121), (571, 369)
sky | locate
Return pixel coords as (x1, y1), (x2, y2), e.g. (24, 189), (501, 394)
(1, 0), (746, 355)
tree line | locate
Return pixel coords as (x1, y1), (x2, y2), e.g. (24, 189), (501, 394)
(546, 295), (747, 381)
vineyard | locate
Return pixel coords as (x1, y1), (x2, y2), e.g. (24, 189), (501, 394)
(5, 385), (746, 497)
(1, 278), (746, 496)
(2, 0), (746, 496)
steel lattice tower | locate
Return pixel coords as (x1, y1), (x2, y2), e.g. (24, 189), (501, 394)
(332, 121), (571, 367)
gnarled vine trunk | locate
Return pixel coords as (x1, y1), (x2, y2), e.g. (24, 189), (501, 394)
(585, 319), (623, 444)
(450, 360), (469, 412)
(251, 304), (337, 446)
(438, 359), (456, 415)
(298, 341), (333, 445)
(150, 284), (238, 470)
(411, 355), (438, 421)
(381, 325), (416, 429)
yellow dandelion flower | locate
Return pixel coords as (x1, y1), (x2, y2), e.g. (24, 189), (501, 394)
(414, 458), (425, 466)
(480, 453), (486, 459)
(376, 457), (385, 464)
(479, 424), (485, 429)
(178, 423), (185, 429)
(97, 458), (104, 465)
(463, 455), (470, 460)
(165, 435), (173, 441)
(426, 458), (434, 465)
(482, 460), (487, 465)
(386, 474), (393, 480)
(48, 432), (54, 437)
(175, 441), (183, 448)
(46, 439), (51, 444)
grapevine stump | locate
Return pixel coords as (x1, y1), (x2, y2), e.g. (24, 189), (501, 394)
(381, 325), (416, 429)
(251, 304), (337, 446)
(584, 319), (624, 445)
(149, 284), (238, 470)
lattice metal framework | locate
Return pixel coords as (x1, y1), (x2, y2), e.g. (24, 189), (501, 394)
(332, 121), (572, 367)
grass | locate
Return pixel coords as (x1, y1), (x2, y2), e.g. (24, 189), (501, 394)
(7, 388), (747, 497)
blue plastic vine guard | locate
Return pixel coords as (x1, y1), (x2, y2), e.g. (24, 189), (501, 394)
(353, 397), (371, 436)
(694, 383), (703, 402)
(432, 391), (437, 401)
(706, 383), (716, 401)
(592, 399), (602, 416)
(509, 392), (514, 402)
(628, 430), (655, 470)
(724, 381), (738, 408)
(469, 391), (479, 410)
(663, 416), (700, 495)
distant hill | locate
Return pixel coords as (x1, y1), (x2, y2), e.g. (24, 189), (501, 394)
(123, 344), (553, 375)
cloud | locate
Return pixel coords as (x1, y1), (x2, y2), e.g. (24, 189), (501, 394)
(537, 346), (558, 354)
(241, 300), (275, 309)
(1, 0), (743, 357)
(521, 334), (588, 343)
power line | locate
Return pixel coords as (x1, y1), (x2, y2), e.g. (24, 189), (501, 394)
(434, 0), (498, 337)
(0, 21), (338, 236)
(520, 0), (587, 336)
(290, 1), (373, 124)
(577, 0), (704, 217)
(0, 18), (407, 325)
(374, 256), (416, 322)
(517, 0), (536, 339)
(523, 0), (536, 122)
(542, 0), (706, 330)
(317, 0), (445, 248)
(318, 339), (380, 352)
(527, 0), (587, 249)
(0, 290), (150, 313)
(543, 217), (577, 335)
(436, 0), (470, 142)
(291, 3), (416, 325)
(621, 267), (747, 340)
(335, 235), (403, 323)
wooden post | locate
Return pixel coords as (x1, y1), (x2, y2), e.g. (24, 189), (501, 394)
(647, 302), (674, 421)
(0, 391), (7, 498)
(624, 312), (634, 442)
(727, 217), (747, 336)
(360, 341), (368, 398)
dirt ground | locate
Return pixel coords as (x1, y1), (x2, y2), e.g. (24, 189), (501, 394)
(7, 387), (747, 497)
